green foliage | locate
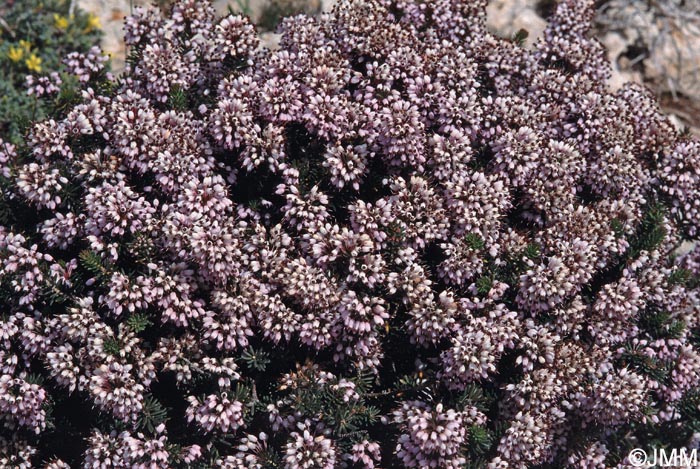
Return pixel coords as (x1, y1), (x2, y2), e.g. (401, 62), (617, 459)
(639, 308), (685, 340)
(126, 312), (153, 333)
(456, 383), (494, 413)
(610, 218), (625, 238)
(468, 425), (493, 456)
(628, 202), (667, 258)
(327, 403), (380, 436)
(490, 242), (542, 293)
(40, 280), (71, 305)
(102, 337), (121, 357)
(465, 232), (485, 251)
(476, 275), (493, 295)
(167, 85), (189, 112)
(677, 389), (700, 434)
(522, 242), (541, 260)
(275, 367), (381, 447)
(54, 74), (84, 114)
(241, 347), (272, 372)
(230, 381), (254, 403)
(79, 249), (113, 284)
(24, 372), (46, 386)
(394, 373), (430, 394)
(137, 395), (169, 433)
(0, 0), (102, 143)
(668, 267), (694, 287)
(619, 341), (672, 382)
(512, 28), (529, 47)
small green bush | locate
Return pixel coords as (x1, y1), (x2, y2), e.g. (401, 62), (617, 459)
(0, 0), (103, 143)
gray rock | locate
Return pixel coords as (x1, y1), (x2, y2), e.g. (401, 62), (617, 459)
(486, 0), (546, 48)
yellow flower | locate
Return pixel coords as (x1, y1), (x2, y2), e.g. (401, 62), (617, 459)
(7, 46), (24, 62)
(25, 54), (42, 72)
(54, 13), (69, 30)
(19, 40), (32, 52)
(85, 13), (101, 32)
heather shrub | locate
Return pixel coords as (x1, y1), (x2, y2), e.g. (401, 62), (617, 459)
(1, 0), (700, 467)
(0, 0), (103, 144)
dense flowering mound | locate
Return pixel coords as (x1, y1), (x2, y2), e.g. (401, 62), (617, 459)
(1, 0), (700, 467)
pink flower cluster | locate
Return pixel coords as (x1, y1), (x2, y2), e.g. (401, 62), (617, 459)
(394, 401), (485, 468)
